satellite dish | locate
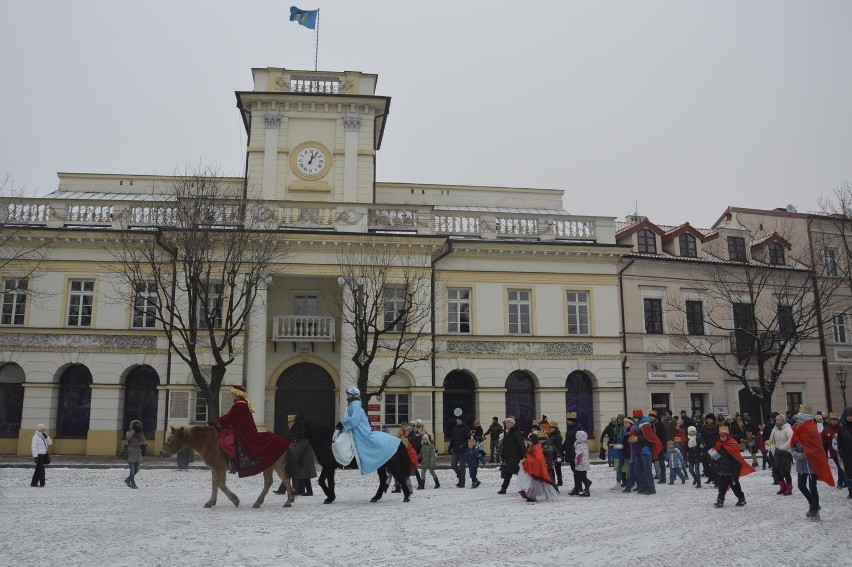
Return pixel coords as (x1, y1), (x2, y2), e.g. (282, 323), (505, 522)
(453, 408), (463, 417)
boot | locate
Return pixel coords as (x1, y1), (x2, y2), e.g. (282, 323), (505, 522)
(580, 488), (590, 497)
(391, 484), (402, 493)
(805, 507), (816, 518)
(777, 481), (786, 495)
(735, 497), (746, 507)
(272, 482), (287, 495)
(417, 478), (425, 490)
(130, 479), (138, 489)
(125, 477), (132, 488)
(303, 480), (313, 496)
(434, 478), (440, 489)
(714, 499), (724, 508)
(783, 483), (793, 496)
(568, 487), (580, 496)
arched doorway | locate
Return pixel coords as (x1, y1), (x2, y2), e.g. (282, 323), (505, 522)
(123, 366), (159, 439)
(505, 371), (535, 435)
(566, 371), (593, 435)
(0, 363), (25, 439)
(57, 365), (93, 438)
(274, 363), (335, 434)
(442, 370), (475, 438)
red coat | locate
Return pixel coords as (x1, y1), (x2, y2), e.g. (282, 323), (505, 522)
(821, 423), (838, 460)
(790, 419), (835, 487)
(215, 399), (291, 478)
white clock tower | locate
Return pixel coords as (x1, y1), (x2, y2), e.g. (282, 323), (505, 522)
(236, 68), (390, 204)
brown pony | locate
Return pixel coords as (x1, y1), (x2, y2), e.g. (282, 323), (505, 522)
(163, 424), (298, 508)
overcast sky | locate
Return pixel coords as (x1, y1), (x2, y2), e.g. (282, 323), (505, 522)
(2, 1), (851, 227)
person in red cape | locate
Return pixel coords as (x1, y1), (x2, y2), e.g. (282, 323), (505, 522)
(209, 385), (291, 477)
(516, 433), (559, 502)
(711, 425), (755, 508)
(789, 407), (834, 520)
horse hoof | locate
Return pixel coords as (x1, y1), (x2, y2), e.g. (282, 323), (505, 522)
(370, 497), (379, 503)
(323, 498), (335, 504)
(252, 503), (261, 509)
(283, 502), (292, 508)
(403, 496), (410, 503)
(204, 502), (214, 508)
(233, 500), (240, 508)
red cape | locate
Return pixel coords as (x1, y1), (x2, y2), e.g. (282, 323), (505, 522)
(215, 399), (291, 478)
(790, 420), (835, 486)
(714, 436), (756, 477)
(640, 423), (663, 459)
(523, 443), (554, 484)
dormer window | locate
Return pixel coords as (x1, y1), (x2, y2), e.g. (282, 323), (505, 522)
(679, 233), (697, 258)
(637, 229), (656, 254)
(768, 242), (785, 265)
(727, 236), (747, 262)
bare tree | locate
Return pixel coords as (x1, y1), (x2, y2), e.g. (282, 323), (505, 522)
(818, 180), (852, 290)
(106, 165), (286, 417)
(667, 239), (844, 420)
(0, 172), (51, 277)
(329, 238), (434, 402)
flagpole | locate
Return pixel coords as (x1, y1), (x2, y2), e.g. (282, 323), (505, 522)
(314, 9), (320, 71)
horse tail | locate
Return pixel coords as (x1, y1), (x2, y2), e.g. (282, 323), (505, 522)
(285, 443), (299, 494)
(398, 442), (411, 478)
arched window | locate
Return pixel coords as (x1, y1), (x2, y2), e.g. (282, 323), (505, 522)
(123, 366), (159, 439)
(566, 371), (594, 435)
(57, 365), (92, 438)
(0, 363), (25, 438)
(679, 233), (697, 258)
(768, 242), (785, 265)
(505, 371), (535, 434)
(637, 229), (656, 254)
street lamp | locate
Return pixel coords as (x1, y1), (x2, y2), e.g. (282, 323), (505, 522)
(837, 367), (848, 410)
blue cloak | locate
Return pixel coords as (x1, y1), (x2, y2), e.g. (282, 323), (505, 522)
(341, 400), (400, 475)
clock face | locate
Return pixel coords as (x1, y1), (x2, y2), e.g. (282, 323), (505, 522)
(295, 146), (327, 177)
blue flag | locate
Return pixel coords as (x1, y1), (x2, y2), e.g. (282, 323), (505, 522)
(290, 6), (318, 29)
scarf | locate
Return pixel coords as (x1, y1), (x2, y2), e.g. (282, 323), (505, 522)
(688, 434), (697, 448)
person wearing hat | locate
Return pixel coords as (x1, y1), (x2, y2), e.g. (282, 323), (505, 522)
(821, 412), (844, 488)
(516, 431), (559, 502)
(686, 425), (702, 488)
(30, 424), (52, 488)
(484, 416), (504, 464)
(600, 417), (617, 467)
(562, 411), (586, 495)
(607, 415), (626, 490)
(790, 407), (835, 519)
(711, 425), (754, 508)
(547, 421), (564, 486)
(208, 385), (291, 477)
(124, 419), (145, 489)
(700, 413), (721, 486)
(769, 413), (794, 495)
(338, 387), (404, 485)
(836, 407), (852, 499)
(497, 417), (527, 495)
(448, 415), (470, 487)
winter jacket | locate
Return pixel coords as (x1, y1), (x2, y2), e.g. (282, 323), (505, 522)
(651, 418), (668, 444)
(125, 427), (146, 463)
(500, 426), (527, 476)
(835, 410), (852, 474)
(466, 442), (483, 468)
(31, 431), (52, 458)
(716, 444), (743, 477)
(768, 422), (793, 453)
(821, 424), (839, 460)
(484, 421), (503, 440)
(562, 422), (586, 462)
(449, 423), (470, 455)
(662, 417), (677, 443)
(549, 428), (564, 462)
(419, 433), (437, 469)
(686, 434), (702, 464)
(701, 421), (719, 453)
(600, 422), (616, 446)
(574, 431), (590, 471)
(665, 447), (685, 469)
(295, 438), (317, 479)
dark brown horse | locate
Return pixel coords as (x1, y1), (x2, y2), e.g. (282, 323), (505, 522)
(162, 425), (298, 508)
(288, 415), (411, 504)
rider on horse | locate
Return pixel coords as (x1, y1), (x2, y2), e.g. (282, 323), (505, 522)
(337, 387), (400, 475)
(209, 385), (291, 477)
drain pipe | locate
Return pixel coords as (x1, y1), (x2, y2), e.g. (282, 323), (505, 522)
(806, 216), (832, 410)
(431, 240), (453, 437)
(618, 258), (635, 415)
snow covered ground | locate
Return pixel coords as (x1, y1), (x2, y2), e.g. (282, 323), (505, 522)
(1, 463), (850, 567)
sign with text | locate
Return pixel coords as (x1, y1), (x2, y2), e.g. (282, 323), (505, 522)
(648, 371), (699, 381)
(368, 414), (381, 423)
(367, 404), (381, 412)
(371, 425), (381, 431)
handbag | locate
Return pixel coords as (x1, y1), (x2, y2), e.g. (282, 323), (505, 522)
(119, 445), (129, 460)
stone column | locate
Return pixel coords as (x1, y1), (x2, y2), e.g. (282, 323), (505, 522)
(246, 279), (269, 427)
(338, 281), (358, 415)
(342, 115), (360, 202)
(262, 112), (282, 200)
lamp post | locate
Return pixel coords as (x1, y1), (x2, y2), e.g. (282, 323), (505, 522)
(837, 367), (848, 410)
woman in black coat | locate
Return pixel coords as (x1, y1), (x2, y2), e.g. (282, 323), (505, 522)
(498, 417), (527, 494)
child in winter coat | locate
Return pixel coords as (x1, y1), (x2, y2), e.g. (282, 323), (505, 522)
(418, 431), (440, 489)
(711, 426), (755, 508)
(573, 430), (592, 496)
(686, 426), (702, 488)
(466, 437), (483, 488)
(666, 439), (687, 484)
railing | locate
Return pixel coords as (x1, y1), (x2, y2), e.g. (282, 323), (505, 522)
(288, 75), (340, 94)
(272, 315), (336, 342)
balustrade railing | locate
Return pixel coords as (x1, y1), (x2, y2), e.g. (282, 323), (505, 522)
(272, 315), (336, 342)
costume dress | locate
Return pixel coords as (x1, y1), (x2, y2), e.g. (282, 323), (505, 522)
(340, 399), (400, 475)
(516, 442), (559, 501)
(213, 398), (290, 478)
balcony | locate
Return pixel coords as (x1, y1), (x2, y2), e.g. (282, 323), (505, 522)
(272, 315), (336, 349)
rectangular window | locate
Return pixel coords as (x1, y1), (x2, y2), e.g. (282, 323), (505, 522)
(679, 233), (697, 258)
(447, 288), (471, 334)
(1, 278), (28, 326)
(685, 300), (705, 335)
(786, 392), (802, 414)
(194, 391), (208, 423)
(824, 248), (839, 277)
(132, 282), (157, 329)
(778, 304), (794, 340)
(198, 283), (223, 328)
(67, 280), (95, 327)
(834, 314), (848, 344)
(383, 285), (408, 332)
(385, 393), (409, 425)
(567, 291), (590, 335)
(727, 236), (747, 262)
(733, 302), (756, 354)
(643, 298), (663, 334)
(508, 289), (531, 335)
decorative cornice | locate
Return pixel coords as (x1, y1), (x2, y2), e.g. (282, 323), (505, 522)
(343, 115), (361, 131)
(264, 113), (282, 129)
(0, 333), (157, 350)
(444, 340), (593, 356)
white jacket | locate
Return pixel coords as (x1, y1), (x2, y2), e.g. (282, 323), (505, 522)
(768, 423), (792, 453)
(31, 432), (53, 457)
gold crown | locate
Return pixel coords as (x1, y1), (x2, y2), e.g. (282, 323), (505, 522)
(798, 404), (813, 415)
